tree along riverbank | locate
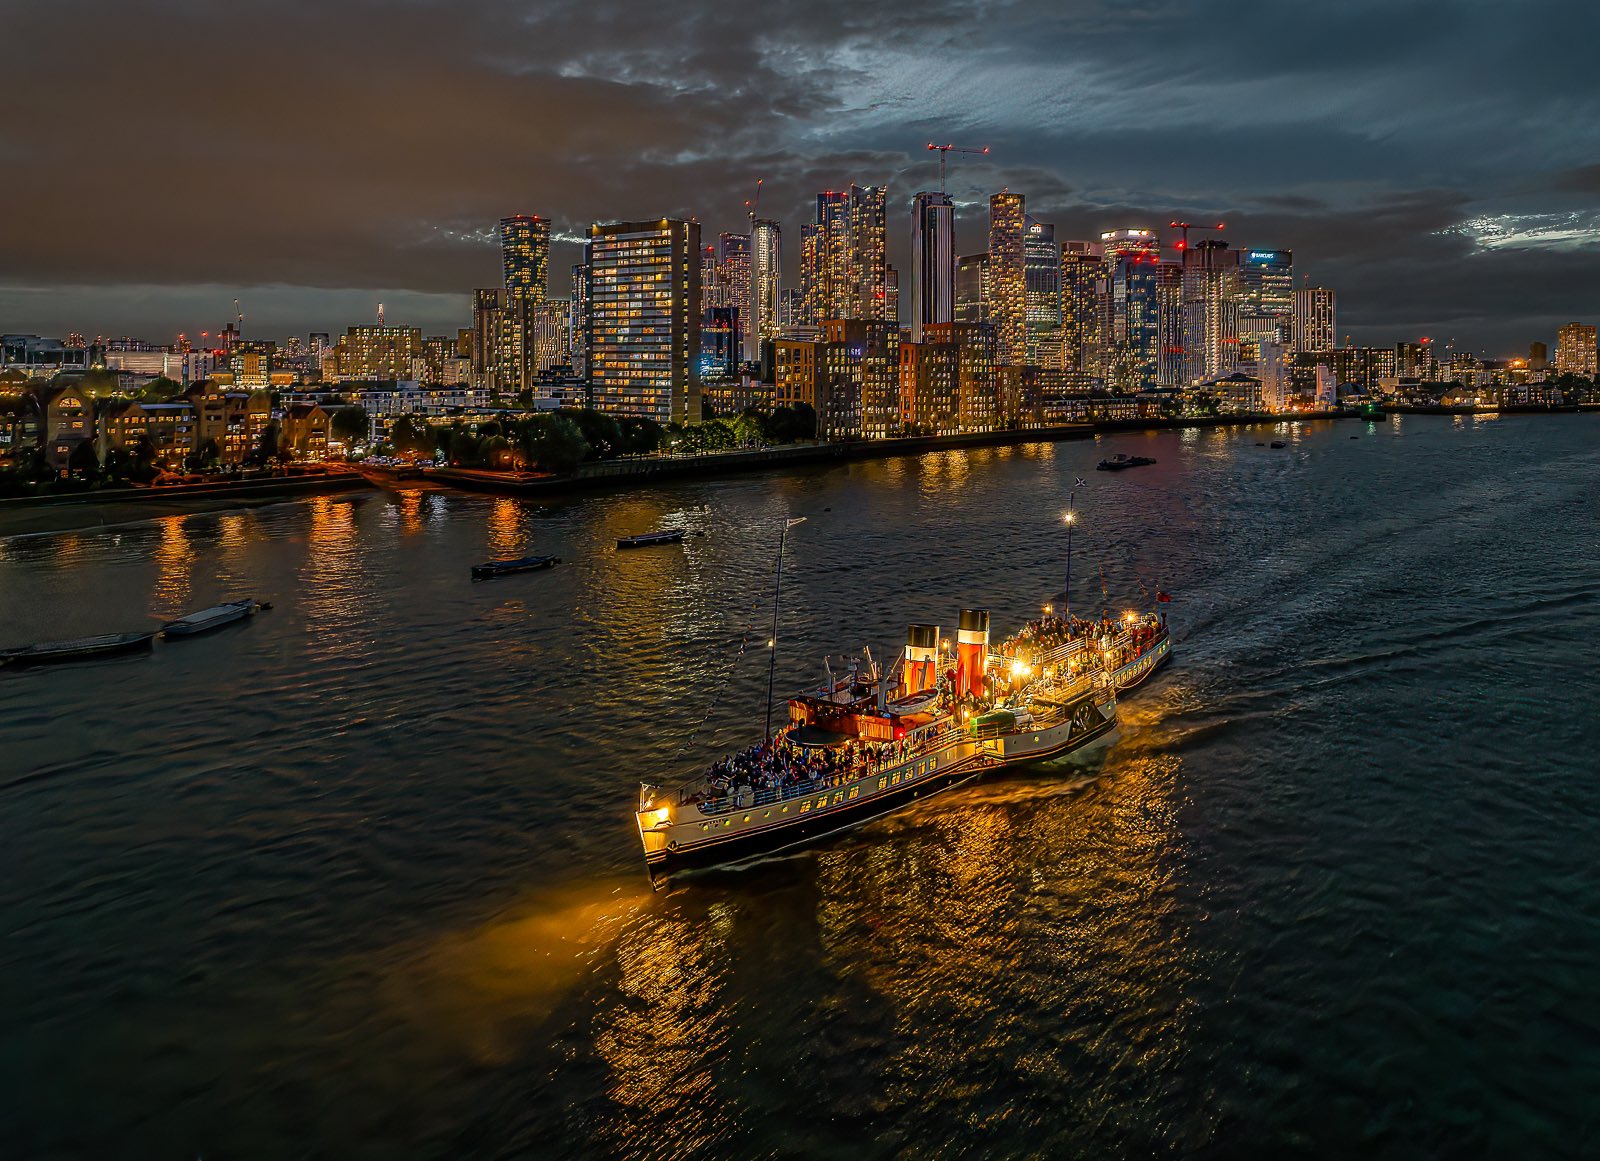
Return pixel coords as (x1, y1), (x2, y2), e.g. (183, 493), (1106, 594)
(418, 412), (1359, 497)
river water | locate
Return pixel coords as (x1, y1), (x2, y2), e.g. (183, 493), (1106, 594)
(2, 415), (1597, 1159)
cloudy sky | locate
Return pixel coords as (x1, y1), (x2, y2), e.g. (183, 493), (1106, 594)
(5, 0), (1599, 354)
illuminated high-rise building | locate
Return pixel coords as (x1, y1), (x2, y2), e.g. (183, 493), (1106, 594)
(1293, 287), (1337, 355)
(718, 232), (752, 359)
(570, 264), (590, 380)
(498, 215), (551, 394)
(472, 288), (507, 391)
(955, 253), (989, 325)
(1555, 322), (1598, 378)
(1108, 254), (1160, 393)
(1239, 249), (1294, 324)
(336, 325), (423, 382)
(988, 190), (1027, 365)
(910, 191), (956, 343)
(586, 218), (701, 423)
(1023, 215), (1059, 364)
(1099, 228), (1160, 267)
(1183, 239), (1242, 383)
(799, 185), (890, 325)
(534, 300), (572, 372)
(699, 244), (720, 315)
(1059, 243), (1102, 383)
(751, 218), (782, 361)
(1156, 261), (1185, 388)
(501, 215), (551, 298)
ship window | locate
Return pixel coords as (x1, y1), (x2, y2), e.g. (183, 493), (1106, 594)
(724, 819), (732, 827)
(877, 777), (887, 790)
(800, 801), (811, 813)
(849, 787), (859, 800)
(764, 810), (771, 818)
(743, 814), (750, 823)
(816, 797), (827, 810)
(700, 823), (708, 831)
(832, 793), (843, 805)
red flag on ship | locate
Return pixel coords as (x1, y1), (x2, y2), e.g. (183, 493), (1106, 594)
(1155, 590), (1172, 603)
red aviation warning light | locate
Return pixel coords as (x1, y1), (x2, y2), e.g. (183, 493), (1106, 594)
(1169, 220), (1226, 251)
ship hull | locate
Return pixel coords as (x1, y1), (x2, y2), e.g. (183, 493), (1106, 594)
(640, 697), (1118, 886)
(1111, 633), (1171, 692)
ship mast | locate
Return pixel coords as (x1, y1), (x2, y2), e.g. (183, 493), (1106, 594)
(1062, 486), (1079, 624)
(765, 517), (807, 739)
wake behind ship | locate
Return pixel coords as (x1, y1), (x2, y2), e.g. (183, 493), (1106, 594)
(636, 605), (1171, 885)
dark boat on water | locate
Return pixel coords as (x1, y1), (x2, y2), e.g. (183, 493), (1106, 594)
(1270, 440), (1288, 449)
(162, 599), (259, 638)
(471, 555), (560, 580)
(617, 529), (687, 549)
(1097, 453), (1156, 471)
(1, 631), (157, 668)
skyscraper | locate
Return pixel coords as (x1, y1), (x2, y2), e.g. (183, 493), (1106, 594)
(1239, 249), (1294, 325)
(586, 218), (701, 423)
(1182, 239), (1242, 383)
(1293, 287), (1337, 355)
(751, 218), (782, 361)
(500, 215), (550, 298)
(718, 232), (752, 359)
(1023, 216), (1060, 364)
(799, 185), (890, 324)
(988, 190), (1027, 365)
(1156, 261), (1185, 388)
(1555, 322), (1598, 377)
(910, 191), (956, 343)
(1108, 254), (1160, 392)
(1059, 243), (1102, 383)
(471, 288), (506, 392)
(954, 253), (989, 325)
(1099, 228), (1160, 267)
(499, 215), (551, 394)
(699, 244), (720, 315)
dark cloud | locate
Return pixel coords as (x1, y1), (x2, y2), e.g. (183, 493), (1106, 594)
(3, 0), (1600, 351)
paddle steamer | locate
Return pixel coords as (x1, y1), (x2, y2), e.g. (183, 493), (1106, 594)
(636, 602), (1172, 885)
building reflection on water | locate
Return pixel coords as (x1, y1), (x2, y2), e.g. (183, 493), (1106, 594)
(152, 514), (196, 618)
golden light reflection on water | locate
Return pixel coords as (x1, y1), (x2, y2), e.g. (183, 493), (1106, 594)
(151, 515), (196, 618)
(783, 744), (1194, 1119)
(486, 498), (526, 560)
(298, 498), (367, 656)
(593, 902), (740, 1156)
(378, 878), (652, 1068)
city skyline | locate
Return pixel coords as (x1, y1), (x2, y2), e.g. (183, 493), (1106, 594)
(4, 0), (1600, 352)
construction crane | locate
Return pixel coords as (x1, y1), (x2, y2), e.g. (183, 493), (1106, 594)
(233, 297), (243, 335)
(744, 177), (763, 232)
(927, 143), (990, 194)
(1168, 220), (1226, 252)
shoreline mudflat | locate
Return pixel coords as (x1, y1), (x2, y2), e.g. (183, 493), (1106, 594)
(0, 474), (373, 538)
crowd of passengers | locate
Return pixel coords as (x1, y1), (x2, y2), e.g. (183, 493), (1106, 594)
(696, 728), (939, 806)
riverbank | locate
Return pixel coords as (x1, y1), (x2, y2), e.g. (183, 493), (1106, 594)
(420, 413), (1352, 497)
(0, 473), (373, 538)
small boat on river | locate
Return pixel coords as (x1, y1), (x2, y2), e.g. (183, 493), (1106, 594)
(471, 555), (560, 580)
(617, 529), (687, 549)
(1, 631), (157, 668)
(1097, 453), (1156, 471)
(162, 599), (260, 638)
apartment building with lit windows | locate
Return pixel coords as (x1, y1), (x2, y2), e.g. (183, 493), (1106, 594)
(585, 219), (702, 424)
